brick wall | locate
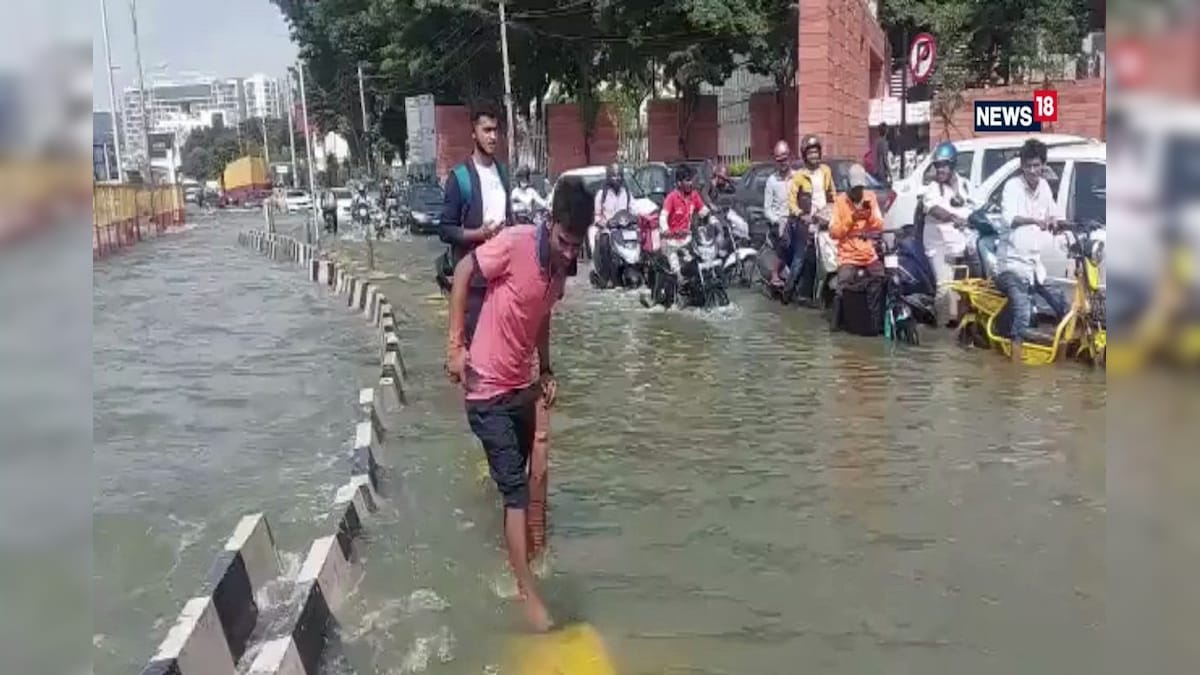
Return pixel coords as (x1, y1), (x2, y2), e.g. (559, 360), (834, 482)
(545, 103), (619, 176)
(434, 106), (508, 179)
(795, 0), (888, 159)
(647, 96), (719, 161)
(749, 89), (797, 160)
(929, 78), (1106, 143)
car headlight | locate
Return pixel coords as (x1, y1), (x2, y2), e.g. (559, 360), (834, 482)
(413, 212), (430, 223)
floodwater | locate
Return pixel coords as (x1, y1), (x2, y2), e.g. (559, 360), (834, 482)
(92, 212), (376, 674)
(325, 232), (1106, 675)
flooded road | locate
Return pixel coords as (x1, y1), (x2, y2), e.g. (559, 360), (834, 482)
(322, 231), (1106, 675)
(92, 212), (375, 674)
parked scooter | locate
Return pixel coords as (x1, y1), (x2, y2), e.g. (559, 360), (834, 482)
(714, 207), (758, 287)
(590, 210), (645, 289)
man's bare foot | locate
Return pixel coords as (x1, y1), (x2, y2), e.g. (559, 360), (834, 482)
(522, 594), (554, 632)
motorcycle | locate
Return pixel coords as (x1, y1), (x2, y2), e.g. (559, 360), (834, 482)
(642, 216), (731, 310)
(952, 221), (1106, 366)
(878, 235), (922, 345)
(590, 210), (645, 290)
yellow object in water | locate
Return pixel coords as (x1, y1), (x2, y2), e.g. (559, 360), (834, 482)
(476, 457), (491, 485)
(507, 623), (618, 675)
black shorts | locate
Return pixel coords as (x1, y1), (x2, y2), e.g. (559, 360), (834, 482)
(466, 386), (540, 508)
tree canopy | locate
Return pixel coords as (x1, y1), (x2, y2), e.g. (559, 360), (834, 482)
(266, 0), (1093, 164)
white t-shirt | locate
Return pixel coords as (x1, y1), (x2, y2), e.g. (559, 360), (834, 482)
(921, 175), (974, 256)
(998, 175), (1056, 283)
(805, 165), (831, 215)
(511, 186), (547, 212)
(475, 158), (508, 225)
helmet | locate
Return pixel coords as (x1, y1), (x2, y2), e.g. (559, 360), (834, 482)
(605, 163), (621, 181)
(932, 141), (958, 165)
(516, 166), (531, 182)
(800, 134), (822, 155)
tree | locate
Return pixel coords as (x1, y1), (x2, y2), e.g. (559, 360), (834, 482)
(179, 126), (241, 181)
(881, 0), (1092, 137)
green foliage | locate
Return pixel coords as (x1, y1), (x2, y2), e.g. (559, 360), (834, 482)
(882, 0), (1091, 133)
(180, 127), (241, 181)
(727, 159), (751, 177)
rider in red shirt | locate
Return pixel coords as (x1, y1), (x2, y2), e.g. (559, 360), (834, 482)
(657, 164), (710, 278)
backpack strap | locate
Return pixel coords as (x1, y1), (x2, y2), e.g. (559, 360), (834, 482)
(452, 164), (472, 207)
(496, 162), (510, 193)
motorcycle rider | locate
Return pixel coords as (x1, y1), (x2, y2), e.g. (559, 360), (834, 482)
(510, 166), (548, 215)
(321, 188), (338, 234)
(590, 163), (632, 254)
(659, 163), (711, 282)
(829, 164), (885, 296)
(351, 183), (372, 225)
(763, 140), (794, 287)
(922, 141), (975, 325)
(994, 139), (1068, 364)
(787, 135), (837, 298)
(707, 163), (737, 207)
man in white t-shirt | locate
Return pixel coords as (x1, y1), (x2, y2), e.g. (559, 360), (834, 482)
(994, 139), (1068, 363)
(921, 141), (976, 324)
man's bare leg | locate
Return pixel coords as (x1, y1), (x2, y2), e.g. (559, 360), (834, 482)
(527, 396), (550, 564)
(504, 506), (552, 631)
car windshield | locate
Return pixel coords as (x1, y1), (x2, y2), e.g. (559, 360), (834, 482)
(579, 169), (646, 200)
(411, 185), (444, 205)
(829, 160), (887, 190)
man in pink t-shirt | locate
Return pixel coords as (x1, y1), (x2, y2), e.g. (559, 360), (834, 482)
(445, 177), (589, 632)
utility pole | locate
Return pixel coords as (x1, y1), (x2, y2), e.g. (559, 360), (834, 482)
(261, 115), (274, 234)
(498, 0), (516, 164)
(295, 64), (319, 245)
(128, 0), (152, 185)
(356, 62), (372, 179)
(285, 77), (298, 187)
(100, 0), (124, 182)
(356, 62), (374, 271)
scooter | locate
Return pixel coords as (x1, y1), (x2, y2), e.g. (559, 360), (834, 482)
(952, 221), (1106, 366)
(589, 210), (644, 289)
(714, 208), (758, 288)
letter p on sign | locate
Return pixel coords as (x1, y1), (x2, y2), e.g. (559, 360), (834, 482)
(1033, 90), (1058, 123)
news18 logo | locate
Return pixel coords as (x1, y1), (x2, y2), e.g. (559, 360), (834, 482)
(973, 90), (1058, 132)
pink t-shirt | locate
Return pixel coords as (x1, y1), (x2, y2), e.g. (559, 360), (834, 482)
(465, 225), (565, 401)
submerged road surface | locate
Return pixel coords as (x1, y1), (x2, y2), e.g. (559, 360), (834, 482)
(93, 212), (376, 674)
(315, 227), (1106, 675)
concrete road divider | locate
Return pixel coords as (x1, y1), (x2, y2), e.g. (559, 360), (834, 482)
(360, 387), (385, 440)
(141, 595), (236, 675)
(205, 514), (281, 661)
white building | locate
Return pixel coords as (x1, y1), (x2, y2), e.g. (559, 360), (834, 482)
(244, 73), (283, 119)
(122, 77), (247, 159)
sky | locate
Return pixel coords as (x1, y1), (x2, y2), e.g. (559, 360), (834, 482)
(91, 0), (299, 111)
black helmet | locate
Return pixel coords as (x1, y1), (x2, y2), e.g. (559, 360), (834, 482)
(800, 134), (822, 158)
(516, 166), (531, 182)
(605, 163), (621, 181)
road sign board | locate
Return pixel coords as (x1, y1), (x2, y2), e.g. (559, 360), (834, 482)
(908, 33), (937, 84)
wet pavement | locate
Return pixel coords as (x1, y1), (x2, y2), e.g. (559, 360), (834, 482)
(89, 212), (1108, 673)
(310, 220), (1106, 674)
(92, 211), (377, 674)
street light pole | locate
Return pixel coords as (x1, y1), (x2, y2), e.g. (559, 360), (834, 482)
(99, 0), (124, 182)
(294, 64), (319, 246)
(498, 0), (516, 165)
(356, 62), (372, 180)
(356, 62), (374, 271)
(285, 77), (298, 188)
(128, 0), (152, 185)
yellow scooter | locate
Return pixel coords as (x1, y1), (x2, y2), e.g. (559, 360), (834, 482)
(953, 221), (1106, 367)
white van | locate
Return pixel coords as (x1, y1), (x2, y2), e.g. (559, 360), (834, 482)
(884, 133), (1092, 232)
